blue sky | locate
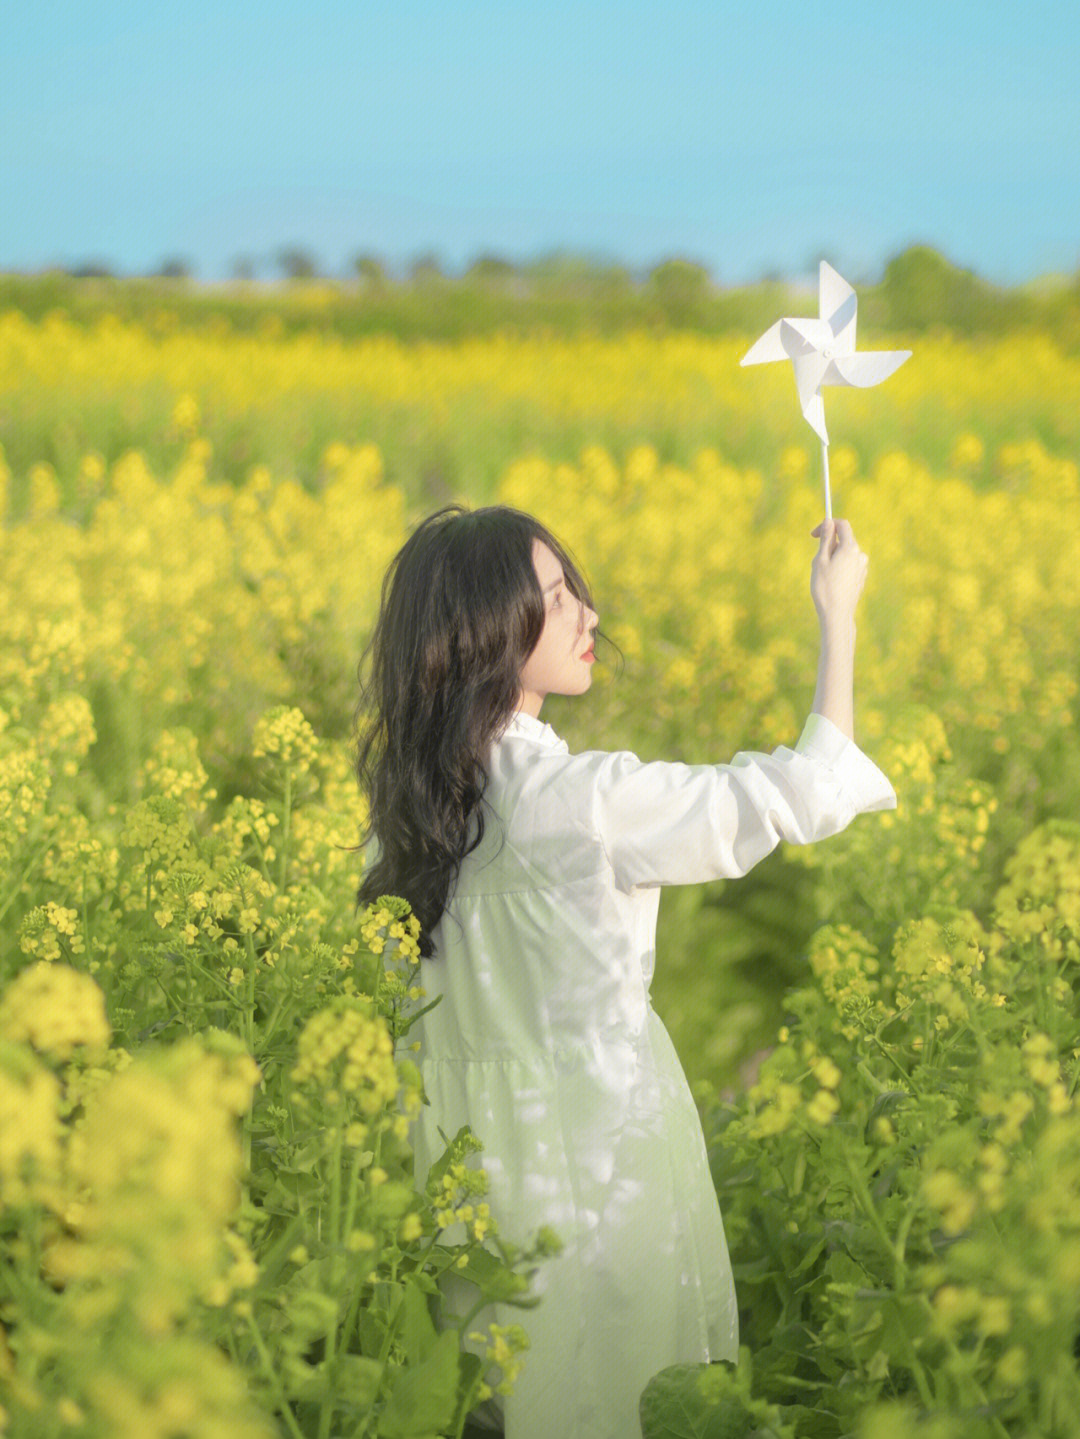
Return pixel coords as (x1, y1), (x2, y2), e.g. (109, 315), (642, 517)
(3, 0), (1078, 284)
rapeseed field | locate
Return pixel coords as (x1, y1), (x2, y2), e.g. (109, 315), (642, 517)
(2, 301), (1079, 1435)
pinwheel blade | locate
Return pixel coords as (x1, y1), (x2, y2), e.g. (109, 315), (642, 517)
(780, 316), (833, 356)
(803, 394), (828, 446)
(827, 291), (858, 353)
(831, 350), (912, 389)
(792, 353), (831, 442)
(791, 350), (830, 411)
(819, 261), (854, 323)
(739, 320), (789, 365)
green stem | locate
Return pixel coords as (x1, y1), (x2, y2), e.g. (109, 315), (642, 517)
(446, 1276), (503, 1439)
(453, 1360), (490, 1439)
(372, 944), (383, 1013)
(913, 1295), (1012, 1438)
(856, 1058), (891, 1096)
(244, 1311), (306, 1439)
(843, 1153), (936, 1410)
(325, 1143), (368, 1368)
(844, 1149), (903, 1284)
(355, 1286), (408, 1439)
(259, 989), (290, 1049)
(868, 1033), (920, 1093)
(244, 931), (259, 1050)
(0, 839), (53, 928)
(342, 1144), (365, 1243)
(327, 1121), (344, 1249)
(279, 770), (292, 894)
(456, 1285), (493, 1337)
(894, 1203), (918, 1266)
(81, 871), (94, 966)
(186, 954), (235, 997)
(342, 1257), (374, 1358)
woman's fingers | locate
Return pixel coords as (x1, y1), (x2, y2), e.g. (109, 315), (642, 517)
(810, 518), (858, 556)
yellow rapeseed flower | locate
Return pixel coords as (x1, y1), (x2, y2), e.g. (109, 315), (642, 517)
(0, 962), (110, 1059)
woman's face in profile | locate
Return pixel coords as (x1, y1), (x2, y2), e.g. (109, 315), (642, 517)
(517, 540), (598, 718)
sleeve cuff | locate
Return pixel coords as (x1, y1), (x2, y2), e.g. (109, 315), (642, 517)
(794, 712), (897, 813)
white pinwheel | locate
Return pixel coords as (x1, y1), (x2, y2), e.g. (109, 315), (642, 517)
(740, 261), (911, 515)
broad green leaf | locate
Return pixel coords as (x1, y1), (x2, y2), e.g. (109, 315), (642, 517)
(639, 1363), (753, 1439)
(329, 1352), (383, 1407)
(285, 1134), (327, 1173)
(399, 1280), (438, 1365)
(446, 1245), (532, 1304)
(376, 1328), (460, 1438)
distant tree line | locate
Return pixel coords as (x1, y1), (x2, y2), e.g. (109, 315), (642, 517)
(4, 246), (1080, 347)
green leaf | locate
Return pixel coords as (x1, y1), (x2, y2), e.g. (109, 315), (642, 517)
(422, 1124), (484, 1196)
(281, 1355), (331, 1402)
(358, 1307), (387, 1356)
(398, 995), (444, 1035)
(444, 1245), (532, 1304)
(399, 1280), (438, 1365)
(639, 1363), (754, 1439)
(407, 1268), (439, 1296)
(283, 1250), (352, 1298)
(376, 1328), (460, 1438)
(274, 1287), (342, 1342)
(789, 1235), (827, 1276)
(256, 1172), (323, 1215)
(284, 1134), (327, 1173)
(769, 1322), (816, 1358)
(863, 1090), (909, 1145)
(397, 1057), (425, 1092)
(329, 1352), (383, 1408)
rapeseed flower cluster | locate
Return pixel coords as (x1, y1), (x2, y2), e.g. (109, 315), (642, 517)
(66, 1041), (256, 1233)
(992, 818), (1080, 963)
(120, 793), (201, 876)
(38, 693), (96, 778)
(0, 744), (50, 868)
(360, 895), (423, 962)
(141, 725), (217, 809)
(0, 961), (110, 1059)
(807, 924), (883, 1038)
(430, 1159), (498, 1243)
(251, 704), (319, 773)
(467, 1321), (530, 1400)
(17, 901), (85, 963)
(0, 1042), (61, 1209)
(290, 997), (399, 1114)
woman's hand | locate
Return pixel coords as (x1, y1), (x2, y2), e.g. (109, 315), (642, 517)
(810, 518), (869, 631)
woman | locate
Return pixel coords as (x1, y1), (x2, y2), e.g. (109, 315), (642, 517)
(354, 503), (895, 1439)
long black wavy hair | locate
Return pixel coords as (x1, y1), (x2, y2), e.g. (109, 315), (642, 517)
(353, 503), (615, 959)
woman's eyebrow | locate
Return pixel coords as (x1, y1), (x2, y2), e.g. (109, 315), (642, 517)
(542, 576), (564, 593)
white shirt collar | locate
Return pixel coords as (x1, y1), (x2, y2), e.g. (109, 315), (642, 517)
(496, 709), (568, 751)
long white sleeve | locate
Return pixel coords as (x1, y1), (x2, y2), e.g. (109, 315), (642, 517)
(592, 712), (896, 892)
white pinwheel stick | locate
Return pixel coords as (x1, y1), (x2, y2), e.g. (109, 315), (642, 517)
(740, 261), (911, 519)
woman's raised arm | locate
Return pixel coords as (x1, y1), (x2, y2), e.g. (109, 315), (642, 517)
(809, 517), (869, 742)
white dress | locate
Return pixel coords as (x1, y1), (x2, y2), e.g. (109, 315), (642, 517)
(407, 710), (896, 1439)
